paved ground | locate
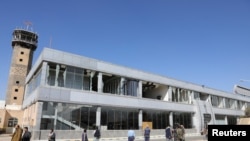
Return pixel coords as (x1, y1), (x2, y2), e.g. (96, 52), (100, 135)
(0, 133), (207, 141)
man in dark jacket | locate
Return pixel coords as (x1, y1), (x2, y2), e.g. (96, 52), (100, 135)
(165, 125), (173, 141)
(48, 128), (56, 141)
(144, 125), (151, 141)
(93, 126), (101, 141)
(22, 127), (31, 141)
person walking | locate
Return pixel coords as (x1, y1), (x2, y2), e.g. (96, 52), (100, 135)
(202, 125), (208, 140)
(82, 129), (88, 141)
(144, 125), (151, 141)
(180, 125), (185, 141)
(176, 124), (184, 141)
(22, 127), (31, 141)
(173, 124), (178, 141)
(165, 125), (173, 141)
(93, 126), (101, 141)
(48, 129), (56, 141)
(11, 124), (23, 141)
(127, 127), (135, 141)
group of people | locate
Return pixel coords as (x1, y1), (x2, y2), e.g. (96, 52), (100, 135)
(82, 126), (101, 141)
(127, 124), (185, 141)
(165, 124), (185, 141)
(11, 124), (32, 141)
(47, 127), (100, 141)
(11, 123), (188, 141)
(11, 124), (56, 141)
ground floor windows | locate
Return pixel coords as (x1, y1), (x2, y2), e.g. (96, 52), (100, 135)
(215, 115), (225, 124)
(143, 111), (170, 129)
(40, 102), (97, 130)
(40, 118), (54, 129)
(101, 107), (138, 130)
(214, 115), (237, 125)
(40, 102), (193, 130)
(173, 112), (192, 128)
(227, 116), (237, 125)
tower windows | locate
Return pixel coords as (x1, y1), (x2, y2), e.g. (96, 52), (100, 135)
(13, 97), (17, 100)
(20, 51), (24, 55)
(16, 81), (19, 84)
(15, 89), (18, 92)
(19, 59), (23, 62)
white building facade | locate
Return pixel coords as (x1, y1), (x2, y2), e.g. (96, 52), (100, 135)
(22, 48), (250, 139)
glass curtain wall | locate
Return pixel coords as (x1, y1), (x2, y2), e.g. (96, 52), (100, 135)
(101, 107), (139, 130)
(25, 68), (42, 97)
(227, 116), (237, 125)
(46, 63), (90, 90)
(225, 98), (236, 109)
(40, 102), (96, 130)
(125, 80), (138, 96)
(215, 115), (226, 125)
(193, 91), (200, 100)
(45, 63), (140, 97)
(173, 112), (192, 128)
(143, 111), (170, 129)
(211, 95), (224, 108)
(172, 87), (190, 103)
(103, 77), (120, 94)
(41, 102), (139, 130)
(237, 100), (244, 110)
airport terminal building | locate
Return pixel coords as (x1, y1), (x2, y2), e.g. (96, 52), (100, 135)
(23, 47), (250, 137)
(1, 28), (250, 139)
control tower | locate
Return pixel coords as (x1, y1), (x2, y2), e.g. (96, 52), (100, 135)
(5, 24), (38, 106)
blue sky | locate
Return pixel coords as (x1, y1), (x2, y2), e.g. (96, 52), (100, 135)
(0, 0), (250, 100)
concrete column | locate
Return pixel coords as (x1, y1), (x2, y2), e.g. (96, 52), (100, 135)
(169, 111), (173, 127)
(234, 100), (237, 109)
(189, 91), (194, 104)
(222, 98), (226, 108)
(55, 64), (60, 87)
(98, 72), (103, 93)
(191, 113), (199, 131)
(219, 97), (223, 108)
(22, 108), (27, 127)
(54, 108), (58, 129)
(90, 71), (95, 91)
(63, 68), (66, 87)
(41, 62), (48, 86)
(168, 86), (172, 102)
(138, 81), (142, 98)
(207, 95), (211, 103)
(237, 116), (240, 124)
(243, 102), (246, 111)
(177, 88), (180, 102)
(33, 102), (43, 131)
(120, 77), (125, 95)
(225, 116), (228, 125)
(138, 109), (143, 129)
(24, 85), (29, 100)
(96, 107), (101, 128)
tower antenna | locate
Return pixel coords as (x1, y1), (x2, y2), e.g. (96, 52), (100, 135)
(24, 21), (33, 31)
(49, 36), (52, 48)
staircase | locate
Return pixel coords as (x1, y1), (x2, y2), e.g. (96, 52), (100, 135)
(194, 99), (216, 132)
(56, 116), (82, 130)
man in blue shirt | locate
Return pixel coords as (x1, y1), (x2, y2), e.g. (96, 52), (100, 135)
(128, 127), (135, 141)
(144, 125), (151, 141)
